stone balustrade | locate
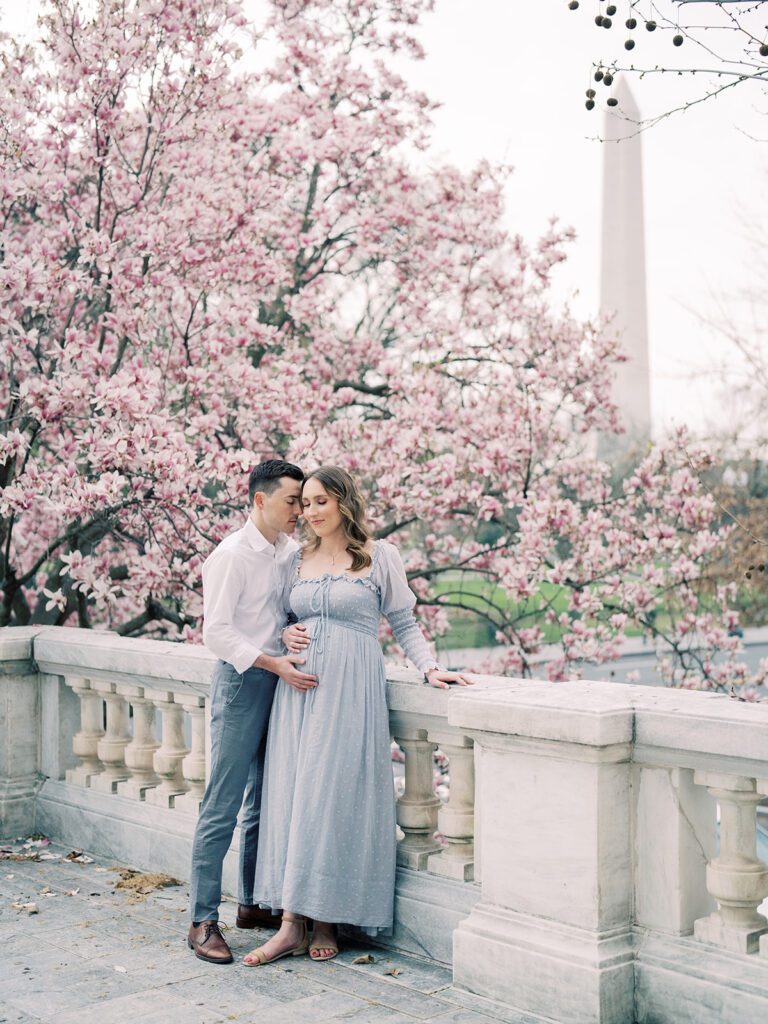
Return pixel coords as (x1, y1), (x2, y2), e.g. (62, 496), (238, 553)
(2, 625), (768, 1024)
(4, 630), (483, 879)
(0, 626), (485, 962)
(15, 627), (484, 890)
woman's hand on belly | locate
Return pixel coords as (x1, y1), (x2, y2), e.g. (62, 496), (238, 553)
(283, 622), (311, 654)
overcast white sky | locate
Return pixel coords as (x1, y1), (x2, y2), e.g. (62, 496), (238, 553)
(3, 0), (766, 439)
(405, 2), (768, 441)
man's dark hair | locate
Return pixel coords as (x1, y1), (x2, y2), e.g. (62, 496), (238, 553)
(248, 459), (304, 504)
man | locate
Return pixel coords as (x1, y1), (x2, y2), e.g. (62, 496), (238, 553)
(187, 459), (318, 964)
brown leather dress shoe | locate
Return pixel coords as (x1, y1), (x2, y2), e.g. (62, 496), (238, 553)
(236, 903), (283, 929)
(188, 921), (233, 963)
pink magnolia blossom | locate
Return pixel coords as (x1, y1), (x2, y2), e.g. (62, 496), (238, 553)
(0, 0), (758, 694)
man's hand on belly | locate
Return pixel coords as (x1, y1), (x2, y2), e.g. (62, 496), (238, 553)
(254, 653), (318, 692)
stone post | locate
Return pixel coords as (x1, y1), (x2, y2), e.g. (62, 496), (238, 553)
(693, 771), (768, 954)
(473, 742), (484, 886)
(90, 685), (130, 793)
(116, 687), (160, 800)
(65, 677), (105, 788)
(450, 682), (635, 1024)
(39, 672), (80, 782)
(0, 629), (42, 834)
(427, 731), (474, 881)
(757, 777), (768, 959)
(634, 765), (717, 934)
(145, 691), (189, 808)
(175, 697), (206, 816)
(390, 719), (441, 869)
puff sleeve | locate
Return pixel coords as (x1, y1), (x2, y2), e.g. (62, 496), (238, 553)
(375, 541), (440, 675)
(278, 548), (300, 626)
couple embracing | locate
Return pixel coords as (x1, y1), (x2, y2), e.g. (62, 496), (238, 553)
(187, 459), (470, 967)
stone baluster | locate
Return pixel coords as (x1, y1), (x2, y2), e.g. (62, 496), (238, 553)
(90, 683), (131, 794)
(174, 697), (206, 816)
(427, 731), (475, 881)
(391, 720), (441, 869)
(756, 777), (768, 959)
(145, 691), (190, 808)
(65, 677), (105, 787)
(693, 771), (768, 953)
(116, 686), (160, 800)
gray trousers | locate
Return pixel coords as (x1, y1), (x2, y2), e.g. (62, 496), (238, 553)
(189, 660), (277, 923)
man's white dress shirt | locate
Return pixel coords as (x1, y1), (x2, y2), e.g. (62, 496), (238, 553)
(202, 517), (299, 674)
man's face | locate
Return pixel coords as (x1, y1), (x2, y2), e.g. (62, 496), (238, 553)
(257, 477), (303, 535)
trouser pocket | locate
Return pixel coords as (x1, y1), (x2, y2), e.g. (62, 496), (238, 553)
(212, 662), (245, 709)
(223, 670), (244, 707)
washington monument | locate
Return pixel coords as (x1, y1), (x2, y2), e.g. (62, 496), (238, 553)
(600, 77), (652, 444)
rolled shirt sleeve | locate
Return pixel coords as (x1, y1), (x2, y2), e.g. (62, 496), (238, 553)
(202, 548), (263, 673)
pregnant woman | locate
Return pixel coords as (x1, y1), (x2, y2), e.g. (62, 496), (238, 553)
(245, 465), (471, 965)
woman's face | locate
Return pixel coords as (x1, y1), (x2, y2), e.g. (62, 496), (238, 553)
(302, 477), (344, 538)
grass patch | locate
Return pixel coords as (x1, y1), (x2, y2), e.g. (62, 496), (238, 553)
(430, 574), (646, 649)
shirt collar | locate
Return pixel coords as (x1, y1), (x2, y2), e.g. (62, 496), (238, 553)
(244, 516), (290, 554)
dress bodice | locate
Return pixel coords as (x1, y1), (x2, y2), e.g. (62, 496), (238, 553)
(284, 540), (438, 675)
(290, 572), (381, 640)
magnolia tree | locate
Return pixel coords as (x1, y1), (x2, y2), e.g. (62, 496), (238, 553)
(0, 0), (761, 692)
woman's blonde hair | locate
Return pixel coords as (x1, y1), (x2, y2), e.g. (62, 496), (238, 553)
(302, 466), (372, 572)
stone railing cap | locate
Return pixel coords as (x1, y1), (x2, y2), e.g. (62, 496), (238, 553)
(30, 626), (216, 688)
(448, 678), (768, 761)
(0, 626), (46, 672)
(631, 685), (768, 763)
(448, 679), (635, 747)
(6, 626), (768, 766)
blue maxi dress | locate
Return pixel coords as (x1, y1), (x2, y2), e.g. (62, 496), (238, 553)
(252, 540), (438, 934)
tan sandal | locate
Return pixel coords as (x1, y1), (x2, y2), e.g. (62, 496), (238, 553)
(309, 925), (339, 961)
(243, 915), (309, 966)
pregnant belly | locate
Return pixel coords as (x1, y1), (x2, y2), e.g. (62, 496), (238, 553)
(302, 619), (382, 677)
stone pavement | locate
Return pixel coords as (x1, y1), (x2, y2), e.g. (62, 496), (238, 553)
(1, 839), (535, 1024)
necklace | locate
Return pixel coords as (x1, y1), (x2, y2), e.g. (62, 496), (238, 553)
(328, 546), (346, 566)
